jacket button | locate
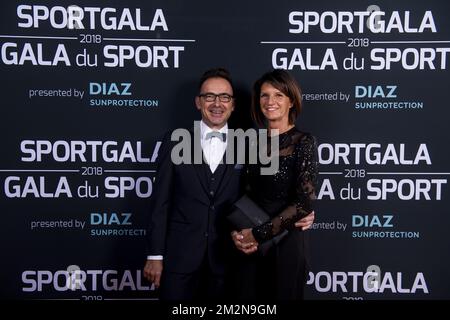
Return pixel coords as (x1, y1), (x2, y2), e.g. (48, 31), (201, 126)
(204, 232), (208, 237)
(209, 190), (214, 196)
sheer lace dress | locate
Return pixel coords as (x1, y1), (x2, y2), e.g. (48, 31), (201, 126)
(248, 127), (318, 243)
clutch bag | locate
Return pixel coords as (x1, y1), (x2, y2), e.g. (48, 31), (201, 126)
(228, 194), (288, 255)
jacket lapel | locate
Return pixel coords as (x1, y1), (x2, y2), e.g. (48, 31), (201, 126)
(215, 137), (243, 198)
(189, 128), (210, 201)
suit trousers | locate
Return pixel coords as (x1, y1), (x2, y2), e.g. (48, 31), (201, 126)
(159, 252), (225, 301)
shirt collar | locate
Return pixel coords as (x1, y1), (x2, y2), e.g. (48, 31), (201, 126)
(200, 120), (228, 139)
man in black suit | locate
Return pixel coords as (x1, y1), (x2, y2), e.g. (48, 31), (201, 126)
(143, 68), (245, 300)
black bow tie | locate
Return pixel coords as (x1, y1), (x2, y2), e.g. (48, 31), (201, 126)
(205, 131), (227, 142)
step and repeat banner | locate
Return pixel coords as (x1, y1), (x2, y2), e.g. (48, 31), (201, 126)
(1, 0), (449, 300)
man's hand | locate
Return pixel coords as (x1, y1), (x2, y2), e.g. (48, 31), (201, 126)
(143, 260), (163, 288)
(295, 211), (315, 231)
(231, 229), (258, 255)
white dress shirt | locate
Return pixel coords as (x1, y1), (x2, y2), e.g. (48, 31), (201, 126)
(200, 120), (228, 173)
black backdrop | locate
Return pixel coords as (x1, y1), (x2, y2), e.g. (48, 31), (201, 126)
(1, 0), (449, 300)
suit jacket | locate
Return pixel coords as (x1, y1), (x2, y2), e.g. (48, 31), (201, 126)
(147, 128), (245, 275)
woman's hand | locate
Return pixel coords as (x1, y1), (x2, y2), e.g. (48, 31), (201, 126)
(231, 228), (258, 255)
(295, 211), (315, 230)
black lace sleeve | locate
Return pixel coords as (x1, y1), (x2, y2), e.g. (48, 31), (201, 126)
(252, 133), (318, 243)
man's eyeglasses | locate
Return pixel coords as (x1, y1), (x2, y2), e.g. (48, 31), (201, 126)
(199, 93), (233, 103)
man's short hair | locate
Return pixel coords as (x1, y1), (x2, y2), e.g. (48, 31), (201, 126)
(198, 67), (234, 91)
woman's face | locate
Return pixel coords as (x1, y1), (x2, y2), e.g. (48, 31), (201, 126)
(259, 82), (292, 124)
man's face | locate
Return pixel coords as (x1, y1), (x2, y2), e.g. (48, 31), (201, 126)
(195, 77), (234, 129)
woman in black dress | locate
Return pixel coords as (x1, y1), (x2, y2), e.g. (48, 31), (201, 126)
(231, 69), (318, 300)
